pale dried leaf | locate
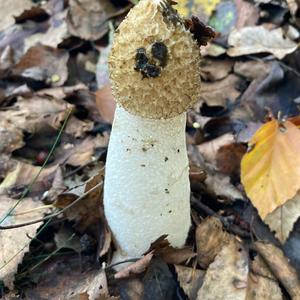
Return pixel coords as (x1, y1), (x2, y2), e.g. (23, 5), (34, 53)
(254, 241), (300, 299)
(0, 96), (73, 134)
(56, 136), (107, 167)
(0, 0), (33, 32)
(205, 172), (244, 201)
(197, 240), (249, 300)
(0, 162), (58, 197)
(0, 196), (50, 289)
(175, 265), (205, 300)
(12, 44), (69, 86)
(265, 192), (300, 243)
(67, 0), (120, 41)
(95, 85), (116, 124)
(196, 217), (232, 268)
(0, 119), (24, 154)
(234, 61), (272, 80)
(200, 59), (233, 81)
(228, 26), (298, 60)
(114, 251), (154, 279)
(247, 256), (282, 300)
(65, 116), (94, 138)
(199, 74), (241, 107)
(198, 133), (234, 166)
(24, 11), (69, 51)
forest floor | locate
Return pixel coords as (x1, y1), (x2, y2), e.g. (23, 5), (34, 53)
(1, 0), (300, 299)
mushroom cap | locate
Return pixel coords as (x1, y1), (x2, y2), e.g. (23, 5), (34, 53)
(109, 0), (201, 119)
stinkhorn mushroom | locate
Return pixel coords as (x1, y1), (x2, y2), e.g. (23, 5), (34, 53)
(104, 0), (214, 262)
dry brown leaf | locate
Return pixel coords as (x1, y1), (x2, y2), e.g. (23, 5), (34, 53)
(235, 0), (259, 29)
(24, 10), (69, 51)
(64, 116), (94, 138)
(205, 172), (244, 201)
(0, 0), (33, 32)
(228, 26), (298, 60)
(200, 59), (233, 81)
(54, 226), (82, 254)
(254, 241), (300, 299)
(25, 260), (110, 300)
(199, 74), (241, 107)
(95, 85), (116, 124)
(0, 162), (59, 197)
(197, 133), (235, 166)
(55, 168), (105, 232)
(36, 83), (87, 100)
(145, 234), (196, 264)
(0, 95), (73, 134)
(196, 216), (232, 268)
(67, 0), (124, 41)
(197, 240), (249, 300)
(247, 256), (282, 300)
(265, 192), (300, 243)
(0, 119), (24, 154)
(234, 60), (272, 80)
(175, 265), (205, 300)
(201, 43), (227, 57)
(241, 119), (300, 219)
(216, 143), (247, 179)
(55, 135), (108, 167)
(114, 251), (154, 279)
(0, 196), (50, 289)
(12, 44), (69, 86)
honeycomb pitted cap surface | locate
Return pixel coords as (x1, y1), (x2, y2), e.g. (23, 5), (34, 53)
(109, 0), (201, 119)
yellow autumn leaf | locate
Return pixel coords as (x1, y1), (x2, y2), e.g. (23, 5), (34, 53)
(176, 0), (220, 18)
(241, 119), (300, 219)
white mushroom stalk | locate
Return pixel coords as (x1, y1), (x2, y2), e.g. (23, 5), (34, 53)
(104, 0), (202, 262)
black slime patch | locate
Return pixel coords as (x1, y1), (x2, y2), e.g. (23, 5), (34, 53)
(160, 0), (183, 27)
(135, 48), (148, 71)
(141, 63), (161, 78)
(134, 42), (168, 78)
(151, 42), (168, 67)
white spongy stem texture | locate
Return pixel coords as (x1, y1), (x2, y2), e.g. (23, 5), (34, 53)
(104, 106), (191, 262)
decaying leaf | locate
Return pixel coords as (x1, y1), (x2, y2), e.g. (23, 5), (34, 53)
(265, 192), (300, 243)
(0, 0), (33, 32)
(114, 251), (154, 279)
(0, 162), (59, 198)
(197, 240), (249, 300)
(227, 26), (298, 59)
(55, 168), (105, 232)
(95, 85), (116, 124)
(25, 256), (110, 300)
(0, 196), (50, 289)
(146, 234), (196, 265)
(199, 74), (241, 107)
(197, 133), (235, 166)
(247, 256), (282, 300)
(12, 44), (69, 86)
(216, 143), (247, 179)
(205, 172), (244, 201)
(254, 241), (300, 299)
(234, 60), (272, 80)
(67, 0), (125, 41)
(241, 118), (300, 219)
(54, 135), (108, 167)
(175, 265), (205, 300)
(0, 119), (24, 154)
(196, 216), (232, 268)
(0, 95), (73, 134)
(200, 58), (233, 81)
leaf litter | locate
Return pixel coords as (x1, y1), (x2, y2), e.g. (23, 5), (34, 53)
(0, 0), (300, 299)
